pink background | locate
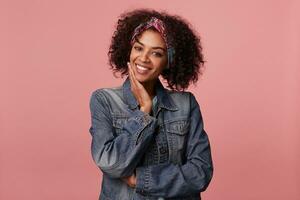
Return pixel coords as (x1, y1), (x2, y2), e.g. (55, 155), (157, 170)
(1, 0), (299, 199)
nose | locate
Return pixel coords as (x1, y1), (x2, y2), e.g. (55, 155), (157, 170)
(139, 51), (150, 63)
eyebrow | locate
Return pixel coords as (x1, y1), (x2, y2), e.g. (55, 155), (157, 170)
(135, 39), (166, 52)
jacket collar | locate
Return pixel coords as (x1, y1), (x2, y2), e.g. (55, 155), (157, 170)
(122, 77), (178, 111)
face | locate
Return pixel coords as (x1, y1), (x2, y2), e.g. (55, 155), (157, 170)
(129, 29), (168, 85)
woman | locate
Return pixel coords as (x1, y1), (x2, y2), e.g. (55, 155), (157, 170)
(89, 9), (213, 200)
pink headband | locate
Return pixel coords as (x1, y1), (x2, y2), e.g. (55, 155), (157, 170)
(131, 17), (170, 48)
(130, 17), (175, 68)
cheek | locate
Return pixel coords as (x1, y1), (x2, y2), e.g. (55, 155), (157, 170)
(153, 62), (167, 75)
(129, 49), (136, 61)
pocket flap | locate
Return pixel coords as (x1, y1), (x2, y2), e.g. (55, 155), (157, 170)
(112, 115), (128, 129)
(165, 120), (190, 135)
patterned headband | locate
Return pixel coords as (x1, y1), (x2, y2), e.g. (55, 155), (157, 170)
(130, 17), (175, 68)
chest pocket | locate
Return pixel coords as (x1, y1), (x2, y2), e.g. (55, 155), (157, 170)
(112, 115), (128, 136)
(165, 119), (190, 151)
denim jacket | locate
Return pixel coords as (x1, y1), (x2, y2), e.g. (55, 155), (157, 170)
(89, 78), (213, 200)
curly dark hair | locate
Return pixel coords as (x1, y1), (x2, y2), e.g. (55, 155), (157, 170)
(108, 9), (205, 90)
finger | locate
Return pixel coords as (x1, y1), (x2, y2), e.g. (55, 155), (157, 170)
(128, 62), (139, 87)
(128, 63), (140, 98)
(129, 64), (144, 94)
(127, 62), (136, 88)
(121, 175), (135, 188)
(127, 62), (149, 103)
(128, 62), (143, 88)
(128, 62), (134, 82)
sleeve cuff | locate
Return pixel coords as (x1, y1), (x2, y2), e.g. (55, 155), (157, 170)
(132, 109), (156, 125)
(122, 109), (157, 145)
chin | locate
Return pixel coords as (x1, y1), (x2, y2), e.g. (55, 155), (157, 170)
(135, 77), (149, 83)
(138, 78), (158, 86)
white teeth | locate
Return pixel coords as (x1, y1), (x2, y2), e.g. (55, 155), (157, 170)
(136, 64), (149, 71)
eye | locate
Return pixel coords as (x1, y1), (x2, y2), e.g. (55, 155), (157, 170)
(152, 52), (163, 57)
(134, 46), (142, 51)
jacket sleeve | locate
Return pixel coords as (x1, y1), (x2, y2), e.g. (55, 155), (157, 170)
(135, 93), (213, 198)
(89, 90), (158, 178)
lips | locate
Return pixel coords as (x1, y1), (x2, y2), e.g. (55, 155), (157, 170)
(135, 63), (151, 74)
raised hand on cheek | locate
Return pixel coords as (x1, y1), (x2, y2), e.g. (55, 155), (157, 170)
(127, 62), (152, 114)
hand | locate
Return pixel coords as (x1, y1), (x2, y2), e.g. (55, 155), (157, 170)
(127, 62), (152, 114)
(122, 174), (136, 188)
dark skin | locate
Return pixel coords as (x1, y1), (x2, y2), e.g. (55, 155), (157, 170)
(121, 63), (152, 187)
(121, 30), (168, 187)
(128, 62), (153, 114)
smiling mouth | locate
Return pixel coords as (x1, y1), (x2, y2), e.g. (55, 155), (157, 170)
(135, 64), (151, 74)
